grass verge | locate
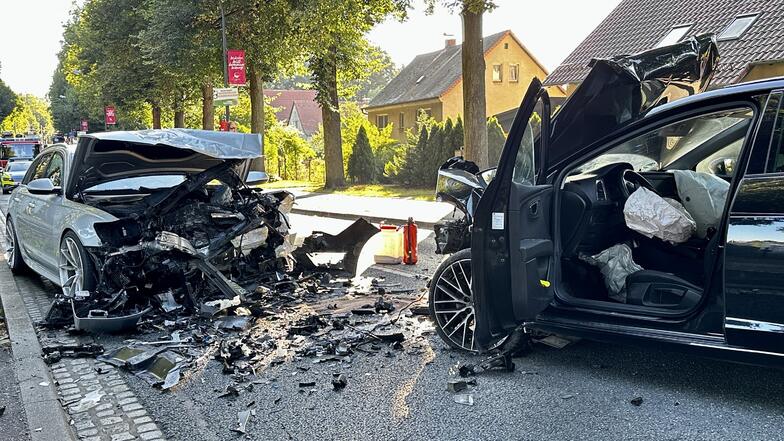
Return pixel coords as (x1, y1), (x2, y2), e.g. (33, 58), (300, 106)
(264, 180), (434, 201)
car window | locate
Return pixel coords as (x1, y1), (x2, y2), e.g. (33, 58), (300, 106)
(45, 153), (64, 187)
(512, 109), (543, 186)
(573, 108), (752, 176)
(764, 98), (784, 173)
(25, 153), (52, 184)
(8, 162), (31, 172)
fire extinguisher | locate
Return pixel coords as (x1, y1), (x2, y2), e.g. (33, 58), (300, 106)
(403, 217), (418, 265)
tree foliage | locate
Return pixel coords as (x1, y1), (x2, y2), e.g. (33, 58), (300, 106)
(0, 95), (54, 138)
(0, 65), (16, 122)
(347, 126), (375, 184)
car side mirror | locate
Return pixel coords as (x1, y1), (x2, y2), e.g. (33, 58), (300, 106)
(245, 171), (269, 186)
(27, 178), (61, 195)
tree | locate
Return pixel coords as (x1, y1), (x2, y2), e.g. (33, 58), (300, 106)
(303, 0), (409, 188)
(347, 126), (375, 184)
(486, 116), (506, 166)
(0, 64), (16, 122)
(1, 95), (54, 138)
(427, 0), (496, 168)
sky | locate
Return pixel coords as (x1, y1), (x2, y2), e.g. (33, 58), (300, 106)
(0, 0), (621, 99)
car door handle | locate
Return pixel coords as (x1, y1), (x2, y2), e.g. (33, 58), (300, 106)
(27, 202), (36, 208)
(13, 197), (21, 202)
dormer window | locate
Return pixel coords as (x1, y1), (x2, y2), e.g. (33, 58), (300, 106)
(718, 14), (758, 41)
(655, 24), (693, 48)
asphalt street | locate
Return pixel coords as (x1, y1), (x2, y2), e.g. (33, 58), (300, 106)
(2, 193), (784, 440)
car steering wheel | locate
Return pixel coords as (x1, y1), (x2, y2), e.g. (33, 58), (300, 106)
(620, 169), (659, 199)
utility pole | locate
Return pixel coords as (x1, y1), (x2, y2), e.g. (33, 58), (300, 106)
(220, 3), (230, 126)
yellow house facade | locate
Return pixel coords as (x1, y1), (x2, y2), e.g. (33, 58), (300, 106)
(366, 30), (565, 142)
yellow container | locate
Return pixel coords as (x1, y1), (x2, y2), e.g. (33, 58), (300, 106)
(374, 225), (403, 264)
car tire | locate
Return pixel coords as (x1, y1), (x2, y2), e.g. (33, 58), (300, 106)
(58, 231), (97, 297)
(5, 217), (27, 273)
(429, 248), (505, 353)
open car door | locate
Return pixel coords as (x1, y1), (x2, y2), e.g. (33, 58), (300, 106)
(472, 79), (554, 350)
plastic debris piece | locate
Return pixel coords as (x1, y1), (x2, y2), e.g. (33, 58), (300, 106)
(453, 394), (474, 406)
(630, 396), (644, 406)
(447, 379), (469, 393)
(231, 410), (251, 434)
(298, 381), (316, 388)
(331, 374), (347, 390)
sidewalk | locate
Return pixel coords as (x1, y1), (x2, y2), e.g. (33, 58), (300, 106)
(290, 191), (455, 228)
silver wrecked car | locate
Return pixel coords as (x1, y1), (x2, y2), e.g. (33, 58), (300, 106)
(4, 129), (288, 329)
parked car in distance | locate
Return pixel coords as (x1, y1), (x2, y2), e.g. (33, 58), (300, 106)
(1, 160), (32, 194)
(429, 35), (784, 367)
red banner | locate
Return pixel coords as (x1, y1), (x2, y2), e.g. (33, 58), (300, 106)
(105, 106), (117, 125)
(80, 120), (89, 131)
(227, 50), (246, 85)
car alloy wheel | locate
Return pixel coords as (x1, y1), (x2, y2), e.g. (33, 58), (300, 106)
(431, 256), (479, 351)
(59, 236), (85, 297)
(5, 218), (16, 267)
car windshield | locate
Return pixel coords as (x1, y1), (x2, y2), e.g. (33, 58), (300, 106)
(2, 143), (36, 158)
(7, 162), (31, 172)
(83, 175), (186, 192)
(572, 108), (752, 175)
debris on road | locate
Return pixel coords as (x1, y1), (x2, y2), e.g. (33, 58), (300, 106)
(331, 373), (347, 390)
(41, 343), (104, 364)
(446, 378), (476, 393)
(232, 409), (252, 434)
(631, 396), (644, 406)
(453, 393), (474, 406)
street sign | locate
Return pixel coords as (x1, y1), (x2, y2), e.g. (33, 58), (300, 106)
(80, 120), (89, 131)
(105, 106), (117, 125)
(213, 87), (239, 107)
(227, 50), (246, 85)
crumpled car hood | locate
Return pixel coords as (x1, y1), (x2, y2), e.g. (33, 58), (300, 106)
(548, 34), (719, 169)
(66, 129), (262, 198)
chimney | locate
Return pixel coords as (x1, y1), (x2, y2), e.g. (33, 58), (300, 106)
(445, 38), (456, 48)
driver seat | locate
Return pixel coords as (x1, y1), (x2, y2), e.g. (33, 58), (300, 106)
(624, 270), (702, 309)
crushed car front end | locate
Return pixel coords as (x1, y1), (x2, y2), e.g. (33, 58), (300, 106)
(48, 129), (295, 330)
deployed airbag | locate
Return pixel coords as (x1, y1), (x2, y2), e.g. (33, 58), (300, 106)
(581, 243), (643, 302)
(624, 187), (696, 244)
(672, 170), (729, 238)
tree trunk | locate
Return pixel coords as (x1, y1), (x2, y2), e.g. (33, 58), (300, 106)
(319, 48), (345, 189)
(249, 65), (266, 172)
(201, 82), (214, 130)
(152, 104), (161, 129)
(173, 94), (185, 128)
(461, 7), (489, 169)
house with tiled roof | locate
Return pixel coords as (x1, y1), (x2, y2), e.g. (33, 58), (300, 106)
(545, 0), (784, 93)
(366, 30), (565, 141)
(264, 89), (322, 138)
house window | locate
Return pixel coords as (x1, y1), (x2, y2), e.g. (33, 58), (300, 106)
(399, 113), (405, 132)
(418, 108), (432, 118)
(509, 64), (519, 82)
(492, 64), (503, 82)
(376, 114), (388, 128)
(719, 14), (758, 41)
(655, 24), (693, 48)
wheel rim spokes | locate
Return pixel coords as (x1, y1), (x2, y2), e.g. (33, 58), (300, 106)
(59, 237), (83, 297)
(433, 259), (477, 351)
(5, 221), (15, 266)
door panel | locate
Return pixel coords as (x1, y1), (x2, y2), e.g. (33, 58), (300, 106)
(472, 79), (554, 350)
(725, 176), (784, 351)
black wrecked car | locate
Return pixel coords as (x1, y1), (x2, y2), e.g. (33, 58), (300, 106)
(429, 35), (784, 365)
